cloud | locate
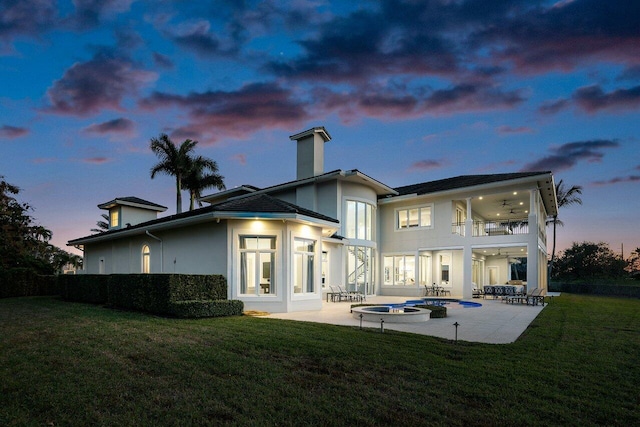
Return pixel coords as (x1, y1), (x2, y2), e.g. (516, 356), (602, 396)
(573, 85), (640, 113)
(539, 84), (640, 114)
(617, 65), (640, 81)
(82, 118), (135, 135)
(538, 98), (570, 115)
(592, 175), (640, 186)
(0, 0), (57, 48)
(0, 124), (29, 138)
(70, 0), (135, 29)
(152, 52), (173, 68)
(81, 156), (111, 164)
(139, 82), (310, 142)
(521, 139), (620, 172)
(232, 153), (246, 165)
(496, 125), (533, 135)
(474, 0), (640, 73)
(409, 159), (444, 171)
(315, 83), (525, 122)
(44, 49), (157, 116)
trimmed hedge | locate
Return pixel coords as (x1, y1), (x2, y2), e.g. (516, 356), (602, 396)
(168, 300), (244, 318)
(0, 269), (57, 299)
(549, 282), (640, 298)
(58, 274), (109, 303)
(417, 304), (447, 318)
(57, 273), (238, 318)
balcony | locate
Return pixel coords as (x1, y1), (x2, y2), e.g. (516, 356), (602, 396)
(472, 218), (529, 237)
(451, 222), (465, 236)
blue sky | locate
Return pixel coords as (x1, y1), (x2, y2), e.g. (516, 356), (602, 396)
(1, 0), (639, 257)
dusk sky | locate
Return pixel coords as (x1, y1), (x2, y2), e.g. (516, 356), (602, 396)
(1, 0), (639, 257)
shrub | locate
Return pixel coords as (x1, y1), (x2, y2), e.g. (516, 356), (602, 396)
(0, 269), (57, 298)
(417, 304), (447, 318)
(168, 300), (244, 318)
(57, 274), (109, 303)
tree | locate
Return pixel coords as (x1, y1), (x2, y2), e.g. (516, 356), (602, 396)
(548, 179), (582, 279)
(0, 175), (77, 275)
(90, 213), (110, 234)
(150, 133), (197, 214)
(553, 242), (626, 281)
(627, 248), (640, 279)
(182, 154), (226, 211)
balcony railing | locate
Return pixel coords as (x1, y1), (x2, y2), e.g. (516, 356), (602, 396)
(472, 218), (530, 236)
(451, 222), (465, 236)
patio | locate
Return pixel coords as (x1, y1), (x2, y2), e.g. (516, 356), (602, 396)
(264, 294), (558, 344)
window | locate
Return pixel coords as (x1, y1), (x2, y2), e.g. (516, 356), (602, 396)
(110, 209), (119, 228)
(141, 245), (150, 274)
(345, 200), (373, 240)
(239, 236), (276, 296)
(293, 238), (315, 294)
(383, 255), (415, 286)
(397, 205), (432, 229)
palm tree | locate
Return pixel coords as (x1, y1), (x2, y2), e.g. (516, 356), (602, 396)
(548, 179), (583, 279)
(90, 213), (110, 234)
(150, 133), (197, 214)
(182, 155), (226, 211)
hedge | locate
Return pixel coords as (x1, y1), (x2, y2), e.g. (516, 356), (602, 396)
(168, 300), (244, 318)
(58, 274), (109, 303)
(549, 282), (640, 298)
(0, 269), (57, 299)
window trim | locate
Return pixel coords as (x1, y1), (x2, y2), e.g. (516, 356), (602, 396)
(382, 253), (417, 287)
(141, 244), (151, 274)
(395, 203), (434, 231)
(344, 198), (375, 241)
(238, 235), (278, 297)
(292, 237), (316, 295)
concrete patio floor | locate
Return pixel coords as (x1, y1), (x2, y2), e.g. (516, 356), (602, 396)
(264, 294), (559, 344)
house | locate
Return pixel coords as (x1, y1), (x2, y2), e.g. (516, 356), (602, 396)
(68, 126), (557, 313)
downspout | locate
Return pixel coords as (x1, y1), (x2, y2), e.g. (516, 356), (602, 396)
(145, 230), (163, 273)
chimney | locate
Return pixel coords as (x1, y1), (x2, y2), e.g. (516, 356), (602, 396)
(289, 127), (332, 180)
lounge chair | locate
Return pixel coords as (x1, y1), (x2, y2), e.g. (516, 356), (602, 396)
(328, 285), (349, 302)
(338, 285), (364, 302)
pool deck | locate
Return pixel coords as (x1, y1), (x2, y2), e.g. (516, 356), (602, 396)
(264, 294), (559, 344)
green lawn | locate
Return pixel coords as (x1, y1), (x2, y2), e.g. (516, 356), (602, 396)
(1, 295), (638, 426)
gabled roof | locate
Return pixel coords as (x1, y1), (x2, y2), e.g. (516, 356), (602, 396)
(392, 172), (551, 196)
(98, 196), (167, 212)
(69, 194), (338, 246)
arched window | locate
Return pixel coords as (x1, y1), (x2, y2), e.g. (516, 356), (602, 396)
(142, 245), (151, 273)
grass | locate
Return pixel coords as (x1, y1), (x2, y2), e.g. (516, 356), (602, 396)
(1, 295), (639, 426)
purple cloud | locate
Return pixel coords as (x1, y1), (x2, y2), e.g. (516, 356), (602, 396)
(44, 50), (156, 116)
(496, 125), (533, 135)
(592, 175), (640, 186)
(70, 0), (135, 29)
(0, 0), (57, 47)
(139, 82), (309, 142)
(409, 159), (444, 171)
(82, 118), (135, 135)
(573, 85), (640, 113)
(82, 156), (111, 164)
(0, 125), (29, 138)
(521, 139), (620, 172)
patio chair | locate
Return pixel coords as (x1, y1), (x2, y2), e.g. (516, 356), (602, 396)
(526, 288), (547, 306)
(338, 285), (364, 302)
(505, 286), (536, 304)
(483, 285), (494, 299)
